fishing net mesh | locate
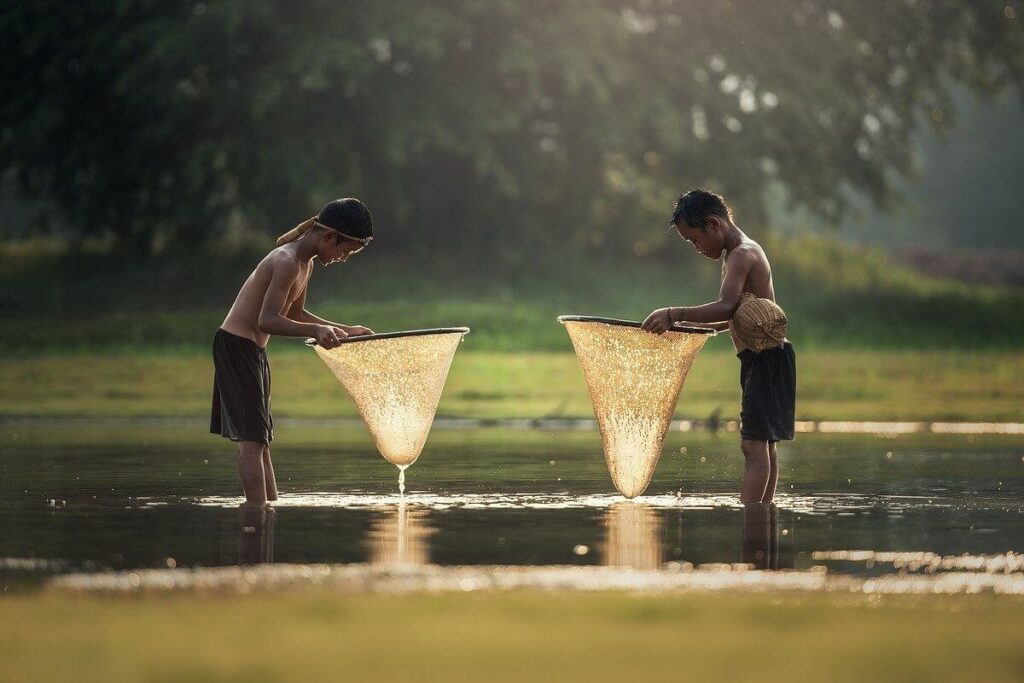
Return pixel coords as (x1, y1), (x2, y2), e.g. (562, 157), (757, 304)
(313, 332), (464, 467)
(562, 320), (709, 498)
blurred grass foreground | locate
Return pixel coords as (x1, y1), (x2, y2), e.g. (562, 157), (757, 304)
(2, 591), (1022, 683)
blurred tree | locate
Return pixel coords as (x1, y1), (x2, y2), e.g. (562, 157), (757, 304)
(2, 0), (1021, 255)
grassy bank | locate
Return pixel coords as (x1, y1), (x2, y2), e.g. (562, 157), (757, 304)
(2, 348), (1022, 421)
(1, 591), (1022, 682)
(2, 236), (1023, 353)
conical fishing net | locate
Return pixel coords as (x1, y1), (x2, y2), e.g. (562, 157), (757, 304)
(310, 328), (468, 468)
(560, 316), (713, 498)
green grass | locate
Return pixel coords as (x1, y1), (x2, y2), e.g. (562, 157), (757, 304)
(1, 591), (1022, 682)
(2, 348), (1022, 421)
(1, 235), (1023, 353)
(2, 237), (1021, 422)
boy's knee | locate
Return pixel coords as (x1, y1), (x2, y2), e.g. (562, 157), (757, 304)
(238, 441), (265, 458)
(741, 439), (768, 459)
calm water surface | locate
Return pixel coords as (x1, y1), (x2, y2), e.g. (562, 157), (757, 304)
(2, 425), (1022, 589)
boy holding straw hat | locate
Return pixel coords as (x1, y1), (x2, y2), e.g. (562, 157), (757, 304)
(211, 198), (375, 503)
(642, 189), (795, 504)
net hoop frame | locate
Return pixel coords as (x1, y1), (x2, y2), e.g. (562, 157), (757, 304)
(557, 315), (716, 336)
(305, 327), (470, 346)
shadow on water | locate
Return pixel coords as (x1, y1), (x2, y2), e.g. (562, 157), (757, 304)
(1, 425), (1022, 590)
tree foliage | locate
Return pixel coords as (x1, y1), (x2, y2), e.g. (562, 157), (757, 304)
(2, 0), (1021, 254)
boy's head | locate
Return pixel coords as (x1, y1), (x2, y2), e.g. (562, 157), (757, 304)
(312, 198), (373, 266)
(669, 189), (733, 260)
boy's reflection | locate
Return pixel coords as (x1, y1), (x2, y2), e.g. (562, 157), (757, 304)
(742, 502), (783, 570)
(238, 503), (275, 565)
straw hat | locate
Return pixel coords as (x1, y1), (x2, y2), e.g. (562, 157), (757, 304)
(731, 293), (788, 352)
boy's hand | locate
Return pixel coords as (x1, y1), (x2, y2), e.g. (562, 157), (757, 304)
(641, 307), (674, 335)
(345, 325), (374, 337)
(314, 325), (348, 349)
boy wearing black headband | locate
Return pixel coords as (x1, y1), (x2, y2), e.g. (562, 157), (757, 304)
(211, 198), (375, 503)
(642, 189), (795, 505)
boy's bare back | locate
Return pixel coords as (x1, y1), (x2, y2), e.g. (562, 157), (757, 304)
(221, 245), (311, 347)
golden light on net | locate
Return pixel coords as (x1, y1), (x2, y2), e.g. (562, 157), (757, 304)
(310, 328), (469, 486)
(559, 316), (713, 498)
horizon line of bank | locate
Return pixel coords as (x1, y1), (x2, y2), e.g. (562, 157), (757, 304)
(1, 416), (1022, 436)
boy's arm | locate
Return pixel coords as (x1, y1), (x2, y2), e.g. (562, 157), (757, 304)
(259, 262), (346, 347)
(286, 284), (373, 336)
(641, 251), (754, 334)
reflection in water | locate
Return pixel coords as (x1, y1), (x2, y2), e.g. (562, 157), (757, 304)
(742, 503), (781, 570)
(366, 502), (435, 567)
(238, 504), (275, 565)
(601, 502), (662, 570)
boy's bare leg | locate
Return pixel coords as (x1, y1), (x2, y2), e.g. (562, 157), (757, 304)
(740, 439), (770, 503)
(762, 442), (779, 503)
(262, 445), (278, 501)
(237, 440), (267, 504)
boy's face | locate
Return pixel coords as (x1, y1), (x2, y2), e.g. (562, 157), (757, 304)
(675, 217), (725, 260)
(318, 233), (367, 266)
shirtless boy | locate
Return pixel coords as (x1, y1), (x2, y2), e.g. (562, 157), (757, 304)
(212, 198), (375, 503)
(641, 189), (796, 504)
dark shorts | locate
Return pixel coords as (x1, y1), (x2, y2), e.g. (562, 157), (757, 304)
(210, 328), (274, 445)
(738, 342), (796, 443)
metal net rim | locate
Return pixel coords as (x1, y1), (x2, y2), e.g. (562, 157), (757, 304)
(557, 315), (717, 335)
(305, 327), (470, 347)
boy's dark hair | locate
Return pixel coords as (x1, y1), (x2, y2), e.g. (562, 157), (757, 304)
(669, 189), (733, 230)
(317, 198), (373, 239)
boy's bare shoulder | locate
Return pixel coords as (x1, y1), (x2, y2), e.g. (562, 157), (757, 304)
(727, 242), (764, 266)
(260, 246), (304, 279)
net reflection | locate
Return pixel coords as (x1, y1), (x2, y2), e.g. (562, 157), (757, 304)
(366, 502), (435, 567)
(601, 502), (663, 570)
(238, 504), (275, 565)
